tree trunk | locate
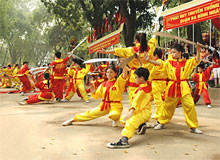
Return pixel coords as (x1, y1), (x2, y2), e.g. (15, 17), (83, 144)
(187, 23), (203, 44)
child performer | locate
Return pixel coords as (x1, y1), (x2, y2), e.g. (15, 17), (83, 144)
(50, 51), (72, 102)
(146, 43), (203, 134)
(18, 73), (54, 105)
(62, 65), (128, 127)
(64, 58), (91, 102)
(192, 62), (213, 108)
(151, 49), (167, 120)
(107, 67), (152, 148)
(17, 62), (32, 94)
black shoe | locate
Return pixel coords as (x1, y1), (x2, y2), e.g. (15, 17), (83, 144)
(56, 98), (61, 102)
(136, 123), (147, 135)
(107, 137), (130, 149)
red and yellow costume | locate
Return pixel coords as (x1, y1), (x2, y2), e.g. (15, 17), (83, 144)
(25, 79), (54, 104)
(12, 66), (21, 87)
(17, 64), (32, 92)
(151, 59), (167, 120)
(121, 82), (152, 139)
(0, 65), (15, 88)
(73, 74), (128, 122)
(65, 64), (91, 101)
(192, 66), (213, 105)
(114, 38), (157, 104)
(158, 57), (199, 128)
(50, 56), (70, 99)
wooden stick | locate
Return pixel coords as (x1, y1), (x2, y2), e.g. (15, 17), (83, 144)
(153, 32), (208, 48)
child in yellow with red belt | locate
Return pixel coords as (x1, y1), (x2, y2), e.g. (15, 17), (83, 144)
(18, 73), (54, 105)
(146, 43), (203, 134)
(151, 49), (167, 120)
(191, 62), (213, 108)
(64, 58), (91, 102)
(107, 67), (152, 148)
(62, 65), (128, 126)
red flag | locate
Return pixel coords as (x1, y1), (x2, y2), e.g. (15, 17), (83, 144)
(104, 18), (108, 32)
(110, 15), (113, 32)
(88, 31), (91, 43)
(93, 29), (96, 40)
(115, 12), (119, 24)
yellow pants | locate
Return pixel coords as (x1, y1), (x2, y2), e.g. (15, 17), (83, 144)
(158, 94), (198, 128)
(121, 109), (151, 139)
(74, 102), (123, 122)
(152, 81), (166, 120)
(65, 82), (89, 101)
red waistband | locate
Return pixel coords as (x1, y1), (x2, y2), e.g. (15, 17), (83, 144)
(169, 79), (189, 82)
(102, 100), (121, 103)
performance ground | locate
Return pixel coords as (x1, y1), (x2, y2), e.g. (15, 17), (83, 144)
(0, 89), (219, 160)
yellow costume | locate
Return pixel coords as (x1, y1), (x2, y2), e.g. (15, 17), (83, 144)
(12, 66), (21, 87)
(151, 59), (167, 120)
(73, 75), (128, 122)
(114, 38), (157, 104)
(0, 66), (15, 88)
(158, 57), (199, 128)
(65, 64), (91, 101)
(121, 82), (152, 139)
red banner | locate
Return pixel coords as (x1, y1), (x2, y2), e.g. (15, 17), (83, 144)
(163, 0), (220, 30)
(88, 33), (120, 54)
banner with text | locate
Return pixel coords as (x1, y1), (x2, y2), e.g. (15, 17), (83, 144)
(88, 33), (120, 54)
(163, 0), (220, 30)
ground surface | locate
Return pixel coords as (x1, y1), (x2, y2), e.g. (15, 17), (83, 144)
(0, 88), (219, 160)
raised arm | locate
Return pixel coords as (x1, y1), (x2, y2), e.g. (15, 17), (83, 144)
(97, 49), (115, 55)
(196, 42), (201, 63)
(144, 52), (161, 65)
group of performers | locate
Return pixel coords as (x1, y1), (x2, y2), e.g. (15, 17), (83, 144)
(0, 24), (219, 149)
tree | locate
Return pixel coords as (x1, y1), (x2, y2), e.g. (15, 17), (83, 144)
(41, 0), (155, 47)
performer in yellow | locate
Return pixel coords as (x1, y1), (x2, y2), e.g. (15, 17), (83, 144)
(11, 64), (21, 88)
(64, 58), (91, 102)
(145, 43), (203, 134)
(107, 67), (152, 148)
(151, 48), (167, 120)
(97, 26), (158, 105)
(62, 65), (128, 126)
(1, 64), (15, 88)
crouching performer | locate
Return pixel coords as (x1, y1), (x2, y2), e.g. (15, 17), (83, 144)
(18, 73), (54, 105)
(107, 67), (152, 149)
(62, 65), (128, 127)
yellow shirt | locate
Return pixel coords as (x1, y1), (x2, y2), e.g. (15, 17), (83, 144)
(91, 75), (128, 103)
(114, 38), (157, 69)
(162, 57), (199, 97)
(151, 59), (167, 80)
(129, 82), (152, 112)
(69, 64), (91, 84)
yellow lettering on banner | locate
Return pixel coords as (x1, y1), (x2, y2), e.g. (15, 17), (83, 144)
(180, 17), (190, 23)
(209, 8), (219, 15)
(171, 15), (179, 21)
(191, 15), (197, 20)
(180, 13), (187, 18)
(204, 3), (219, 11)
(188, 8), (204, 16)
(198, 12), (208, 18)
